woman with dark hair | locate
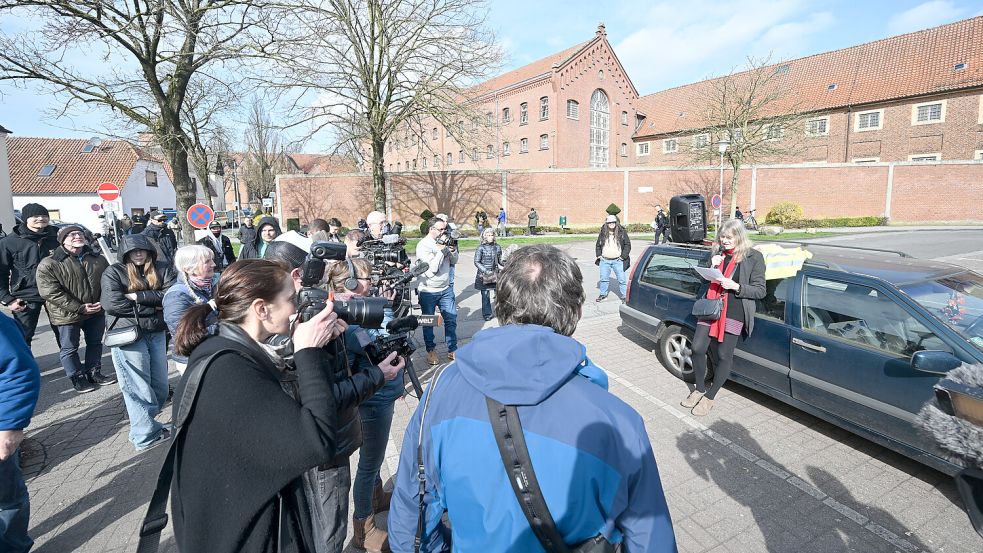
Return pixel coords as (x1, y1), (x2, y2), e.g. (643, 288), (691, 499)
(100, 234), (177, 450)
(473, 228), (503, 321)
(681, 219), (766, 416)
(594, 214), (632, 302)
(171, 259), (346, 553)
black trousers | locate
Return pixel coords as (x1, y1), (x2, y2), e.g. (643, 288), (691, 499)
(692, 324), (740, 400)
(12, 301), (44, 347)
(655, 227), (670, 244)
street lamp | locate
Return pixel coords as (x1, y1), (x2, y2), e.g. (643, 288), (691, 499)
(717, 138), (730, 232)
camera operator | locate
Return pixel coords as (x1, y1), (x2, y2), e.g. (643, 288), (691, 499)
(416, 217), (459, 365)
(434, 214), (458, 289)
(365, 211), (409, 267)
(344, 229), (365, 259)
(263, 234), (404, 553)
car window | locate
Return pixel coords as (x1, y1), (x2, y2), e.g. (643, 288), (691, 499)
(802, 276), (953, 357)
(756, 277), (791, 321)
(640, 252), (703, 296)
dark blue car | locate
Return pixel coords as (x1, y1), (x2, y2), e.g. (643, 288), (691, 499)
(620, 242), (983, 475)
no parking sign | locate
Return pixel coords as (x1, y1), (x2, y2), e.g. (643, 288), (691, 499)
(187, 203), (214, 229)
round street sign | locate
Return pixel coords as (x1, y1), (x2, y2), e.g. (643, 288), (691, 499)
(90, 204), (101, 212)
(97, 182), (120, 201)
(187, 203), (214, 229)
(710, 194), (722, 209)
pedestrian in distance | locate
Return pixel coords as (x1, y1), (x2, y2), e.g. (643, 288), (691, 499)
(197, 221), (236, 272)
(129, 212), (147, 235)
(168, 260), (346, 553)
(681, 219), (766, 417)
(120, 214), (133, 234)
(163, 245), (218, 374)
(416, 217), (459, 365)
(0, 313), (41, 553)
(527, 207), (538, 235)
(594, 214), (632, 303)
(473, 228), (503, 321)
(0, 203), (60, 346)
(496, 207), (507, 237)
(142, 211), (178, 265)
(734, 206), (744, 221)
(652, 204), (670, 244)
(36, 225), (115, 394)
(326, 218), (344, 243)
(388, 244), (677, 552)
(238, 216), (256, 248)
(238, 216), (281, 259)
(100, 234), (177, 450)
(308, 218), (330, 236)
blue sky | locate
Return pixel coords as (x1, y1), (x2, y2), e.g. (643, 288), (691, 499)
(2, 0), (982, 148)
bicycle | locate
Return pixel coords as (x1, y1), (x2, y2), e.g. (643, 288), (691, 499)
(744, 209), (759, 231)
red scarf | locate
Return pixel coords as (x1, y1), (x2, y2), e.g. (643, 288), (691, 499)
(707, 250), (738, 342)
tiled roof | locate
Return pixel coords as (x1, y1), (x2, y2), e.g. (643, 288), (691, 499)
(287, 153), (357, 174)
(635, 15), (983, 138)
(7, 137), (155, 195)
(470, 41), (591, 97)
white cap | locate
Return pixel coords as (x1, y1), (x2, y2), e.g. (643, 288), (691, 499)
(274, 230), (312, 251)
(605, 214), (618, 223)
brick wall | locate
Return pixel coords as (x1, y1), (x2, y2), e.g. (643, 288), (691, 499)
(276, 161), (983, 229)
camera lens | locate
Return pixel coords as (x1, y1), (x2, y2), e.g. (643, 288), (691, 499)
(332, 297), (387, 328)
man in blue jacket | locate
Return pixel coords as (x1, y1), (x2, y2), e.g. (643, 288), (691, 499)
(0, 313), (41, 553)
(388, 244), (676, 552)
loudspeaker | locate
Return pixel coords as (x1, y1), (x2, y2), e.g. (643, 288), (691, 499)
(669, 194), (707, 243)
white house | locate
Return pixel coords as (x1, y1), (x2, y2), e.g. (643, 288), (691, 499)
(7, 136), (223, 232)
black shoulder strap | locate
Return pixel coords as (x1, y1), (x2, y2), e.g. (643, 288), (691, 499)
(485, 396), (570, 553)
(136, 349), (228, 553)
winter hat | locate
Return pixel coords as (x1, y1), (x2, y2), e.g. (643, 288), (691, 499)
(605, 214), (619, 223)
(208, 221), (222, 229)
(57, 225), (85, 244)
(21, 203), (49, 219)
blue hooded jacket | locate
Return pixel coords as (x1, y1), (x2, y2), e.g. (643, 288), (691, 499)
(0, 313), (40, 431)
(388, 325), (676, 552)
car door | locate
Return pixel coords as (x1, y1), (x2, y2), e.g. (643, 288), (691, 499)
(733, 274), (794, 396)
(790, 272), (947, 453)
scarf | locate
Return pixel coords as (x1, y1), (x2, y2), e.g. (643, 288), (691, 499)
(707, 250), (739, 343)
(188, 275), (213, 298)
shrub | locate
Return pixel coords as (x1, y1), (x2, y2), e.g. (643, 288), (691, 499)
(605, 203), (622, 216)
(765, 202), (803, 227)
(786, 216), (887, 229)
(286, 218), (301, 231)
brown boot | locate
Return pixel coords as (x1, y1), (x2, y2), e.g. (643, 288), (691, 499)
(446, 351), (455, 362)
(351, 515), (390, 552)
(426, 350), (439, 365)
(372, 480), (393, 513)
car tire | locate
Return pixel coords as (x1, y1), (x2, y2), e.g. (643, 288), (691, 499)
(656, 325), (698, 382)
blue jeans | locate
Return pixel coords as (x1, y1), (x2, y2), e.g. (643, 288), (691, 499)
(0, 450), (31, 553)
(111, 331), (169, 449)
(599, 258), (627, 297)
(419, 287), (457, 352)
(480, 289), (494, 319)
(57, 313), (106, 378)
(352, 377), (401, 519)
(448, 265), (456, 289)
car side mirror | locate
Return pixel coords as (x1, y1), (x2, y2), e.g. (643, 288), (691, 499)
(911, 350), (961, 375)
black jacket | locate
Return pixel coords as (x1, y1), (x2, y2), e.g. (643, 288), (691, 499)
(326, 338), (384, 464)
(100, 234), (177, 334)
(197, 234), (237, 270)
(239, 217), (281, 260)
(238, 224), (257, 248)
(172, 324), (340, 553)
(141, 222), (178, 264)
(0, 224), (60, 304)
(704, 248), (767, 336)
(655, 211), (668, 229)
(595, 224), (632, 260)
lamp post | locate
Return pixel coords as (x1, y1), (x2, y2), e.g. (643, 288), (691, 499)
(717, 138), (730, 232)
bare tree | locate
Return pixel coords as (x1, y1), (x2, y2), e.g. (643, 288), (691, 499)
(182, 76), (240, 211)
(240, 97), (296, 208)
(0, 1), (274, 242)
(675, 57), (812, 218)
(266, 0), (503, 210)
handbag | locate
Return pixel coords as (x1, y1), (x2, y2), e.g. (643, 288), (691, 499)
(481, 271), (498, 285)
(486, 397), (620, 553)
(104, 305), (141, 348)
(691, 298), (723, 321)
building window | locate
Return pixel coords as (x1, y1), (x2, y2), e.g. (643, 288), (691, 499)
(446, 153), (453, 165)
(82, 142), (96, 153)
(432, 154), (439, 167)
(805, 116), (829, 136)
(37, 164), (56, 177)
(598, 69), (604, 80)
(539, 134), (549, 150)
(855, 109), (884, 131)
(852, 157), (879, 163)
(519, 102), (528, 125)
(502, 107), (511, 123)
(589, 89), (609, 168)
(146, 170), (158, 187)
(540, 97), (549, 120)
(637, 142), (650, 156)
(730, 129), (744, 143)
(766, 125), (784, 140)
(620, 143), (627, 157)
(503, 141), (511, 156)
(693, 134), (710, 148)
(459, 150), (465, 163)
(422, 158), (427, 169)
(412, 159), (417, 170)
(621, 111), (628, 126)
(472, 147), (478, 161)
(432, 128), (438, 140)
(397, 162), (401, 171)
(908, 154), (940, 162)
(486, 112), (494, 125)
(663, 138), (678, 154)
(520, 138), (529, 153)
(487, 144), (494, 158)
(912, 100), (945, 124)
(567, 99), (579, 119)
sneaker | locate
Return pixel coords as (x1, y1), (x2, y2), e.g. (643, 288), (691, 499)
(680, 390), (704, 408)
(137, 428), (172, 452)
(426, 350), (439, 365)
(87, 368), (117, 385)
(71, 374), (98, 394)
(691, 397), (715, 417)
(595, 295), (607, 303)
(483, 315), (493, 321)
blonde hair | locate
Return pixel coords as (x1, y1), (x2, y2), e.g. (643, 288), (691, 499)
(713, 219), (751, 261)
(326, 257), (372, 293)
(125, 251), (161, 292)
(481, 228), (496, 243)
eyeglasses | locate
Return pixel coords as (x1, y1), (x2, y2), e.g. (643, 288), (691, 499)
(65, 231), (85, 238)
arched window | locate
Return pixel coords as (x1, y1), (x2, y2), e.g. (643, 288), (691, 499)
(590, 89), (610, 168)
(447, 152), (453, 165)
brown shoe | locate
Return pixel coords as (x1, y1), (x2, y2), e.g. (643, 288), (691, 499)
(447, 351), (456, 362)
(691, 397), (714, 417)
(680, 390), (704, 409)
(426, 350), (439, 365)
(372, 480), (392, 513)
(351, 515), (390, 552)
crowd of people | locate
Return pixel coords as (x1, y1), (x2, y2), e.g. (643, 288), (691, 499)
(0, 202), (698, 553)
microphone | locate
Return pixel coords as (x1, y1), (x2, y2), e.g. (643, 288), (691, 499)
(378, 261), (429, 284)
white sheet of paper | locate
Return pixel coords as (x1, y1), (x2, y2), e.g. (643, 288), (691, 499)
(695, 267), (725, 281)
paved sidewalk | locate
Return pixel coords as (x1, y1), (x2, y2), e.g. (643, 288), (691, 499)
(17, 246), (982, 552)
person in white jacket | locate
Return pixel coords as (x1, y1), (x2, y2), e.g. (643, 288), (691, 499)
(415, 217), (459, 365)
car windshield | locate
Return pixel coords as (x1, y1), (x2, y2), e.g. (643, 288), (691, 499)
(900, 272), (983, 353)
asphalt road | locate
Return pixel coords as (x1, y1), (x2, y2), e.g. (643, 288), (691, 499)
(805, 229), (983, 273)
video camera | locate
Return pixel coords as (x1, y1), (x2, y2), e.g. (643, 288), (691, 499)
(435, 226), (461, 248)
(359, 233), (408, 270)
(357, 314), (439, 396)
(296, 240), (387, 327)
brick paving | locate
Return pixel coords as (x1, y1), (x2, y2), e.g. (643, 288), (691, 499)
(15, 239), (983, 552)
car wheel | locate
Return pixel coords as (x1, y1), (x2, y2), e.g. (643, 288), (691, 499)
(656, 325), (697, 382)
